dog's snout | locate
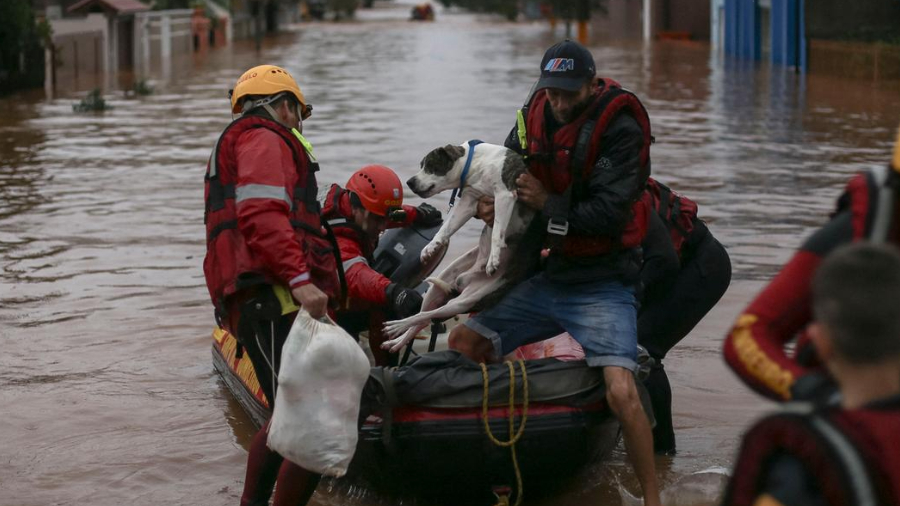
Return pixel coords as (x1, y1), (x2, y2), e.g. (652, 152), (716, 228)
(406, 177), (417, 190)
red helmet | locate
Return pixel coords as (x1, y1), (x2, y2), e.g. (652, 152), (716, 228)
(346, 165), (404, 217)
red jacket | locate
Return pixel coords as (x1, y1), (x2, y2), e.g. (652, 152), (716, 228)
(723, 166), (900, 400)
(320, 184), (420, 365)
(523, 79), (652, 257)
(320, 184), (419, 306)
(204, 115), (339, 314)
(722, 396), (900, 506)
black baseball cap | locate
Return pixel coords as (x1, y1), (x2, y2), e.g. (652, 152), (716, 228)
(535, 39), (596, 92)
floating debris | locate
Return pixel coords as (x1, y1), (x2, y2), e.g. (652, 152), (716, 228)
(72, 89), (111, 112)
(131, 80), (154, 96)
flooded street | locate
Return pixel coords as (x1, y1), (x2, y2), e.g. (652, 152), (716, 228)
(2, 2), (900, 505)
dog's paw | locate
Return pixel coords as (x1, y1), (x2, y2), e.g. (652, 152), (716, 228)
(420, 240), (445, 263)
(382, 329), (416, 353)
(485, 254), (501, 276)
(383, 319), (411, 339)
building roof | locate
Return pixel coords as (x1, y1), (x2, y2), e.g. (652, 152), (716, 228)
(67, 0), (150, 15)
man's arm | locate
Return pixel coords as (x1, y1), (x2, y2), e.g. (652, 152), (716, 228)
(723, 211), (853, 400)
(387, 203), (442, 230)
(339, 235), (391, 305)
(542, 114), (645, 236)
(234, 129), (311, 289)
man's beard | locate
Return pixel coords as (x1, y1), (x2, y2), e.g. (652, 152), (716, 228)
(552, 93), (595, 124)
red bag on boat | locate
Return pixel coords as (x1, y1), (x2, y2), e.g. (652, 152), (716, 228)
(513, 333), (585, 361)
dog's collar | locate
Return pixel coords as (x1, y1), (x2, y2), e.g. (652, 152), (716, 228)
(448, 139), (483, 209)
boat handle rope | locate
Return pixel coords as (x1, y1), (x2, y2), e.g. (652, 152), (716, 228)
(253, 320), (279, 397)
(480, 360), (529, 506)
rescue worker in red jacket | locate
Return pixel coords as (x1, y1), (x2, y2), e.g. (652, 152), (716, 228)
(320, 164), (442, 365)
(449, 39), (662, 506)
(723, 129), (900, 403)
(203, 64), (336, 506)
(721, 242), (900, 506)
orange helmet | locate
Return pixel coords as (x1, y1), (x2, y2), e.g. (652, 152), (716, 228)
(230, 64), (312, 119)
(346, 165), (404, 217)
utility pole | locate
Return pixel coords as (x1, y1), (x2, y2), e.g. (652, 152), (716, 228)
(252, 0), (263, 52)
(576, 0), (590, 44)
(643, 0), (652, 41)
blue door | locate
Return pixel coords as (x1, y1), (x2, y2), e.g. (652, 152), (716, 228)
(770, 0), (806, 68)
(724, 0), (761, 61)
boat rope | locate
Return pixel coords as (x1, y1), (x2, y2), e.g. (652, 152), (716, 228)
(480, 360), (529, 506)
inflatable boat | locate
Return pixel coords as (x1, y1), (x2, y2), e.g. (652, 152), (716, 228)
(211, 224), (627, 504)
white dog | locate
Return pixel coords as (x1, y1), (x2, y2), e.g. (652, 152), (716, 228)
(381, 141), (536, 353)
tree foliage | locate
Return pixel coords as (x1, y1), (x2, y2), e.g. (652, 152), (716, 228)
(0, 0), (46, 95)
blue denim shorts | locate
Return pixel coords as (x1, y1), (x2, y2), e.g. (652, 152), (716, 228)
(464, 273), (639, 370)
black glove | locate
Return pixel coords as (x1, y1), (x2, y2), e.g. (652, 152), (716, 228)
(385, 283), (423, 320)
(789, 372), (840, 406)
(413, 203), (442, 227)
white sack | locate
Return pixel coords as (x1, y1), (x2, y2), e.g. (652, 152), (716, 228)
(267, 310), (371, 477)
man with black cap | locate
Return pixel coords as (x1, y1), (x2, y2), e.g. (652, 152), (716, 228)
(448, 40), (660, 505)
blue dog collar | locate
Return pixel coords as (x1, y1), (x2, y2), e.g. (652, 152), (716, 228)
(448, 139), (483, 209)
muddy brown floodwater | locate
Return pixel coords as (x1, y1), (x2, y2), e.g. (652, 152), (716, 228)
(2, 1), (899, 505)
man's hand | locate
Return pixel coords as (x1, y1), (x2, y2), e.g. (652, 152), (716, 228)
(385, 283), (423, 319)
(476, 196), (495, 227)
(291, 283), (328, 319)
(413, 202), (442, 227)
(515, 173), (548, 210)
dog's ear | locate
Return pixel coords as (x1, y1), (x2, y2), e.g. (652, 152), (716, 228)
(421, 144), (467, 175)
(441, 144), (466, 160)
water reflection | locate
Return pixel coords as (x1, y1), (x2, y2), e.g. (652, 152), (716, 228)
(1, 1), (899, 505)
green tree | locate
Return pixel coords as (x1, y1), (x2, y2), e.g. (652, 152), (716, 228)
(0, 0), (46, 95)
(150, 0), (193, 9)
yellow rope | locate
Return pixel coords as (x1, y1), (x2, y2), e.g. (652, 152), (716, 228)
(481, 360), (528, 506)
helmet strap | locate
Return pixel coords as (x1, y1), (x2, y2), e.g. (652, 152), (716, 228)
(261, 103), (282, 125)
(360, 209), (371, 234)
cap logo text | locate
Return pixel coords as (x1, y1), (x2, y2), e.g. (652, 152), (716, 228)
(544, 58), (575, 72)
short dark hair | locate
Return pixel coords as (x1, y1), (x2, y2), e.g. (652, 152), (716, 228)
(812, 243), (900, 363)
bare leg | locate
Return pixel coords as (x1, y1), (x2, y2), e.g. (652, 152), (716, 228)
(448, 324), (496, 363)
(603, 366), (661, 506)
